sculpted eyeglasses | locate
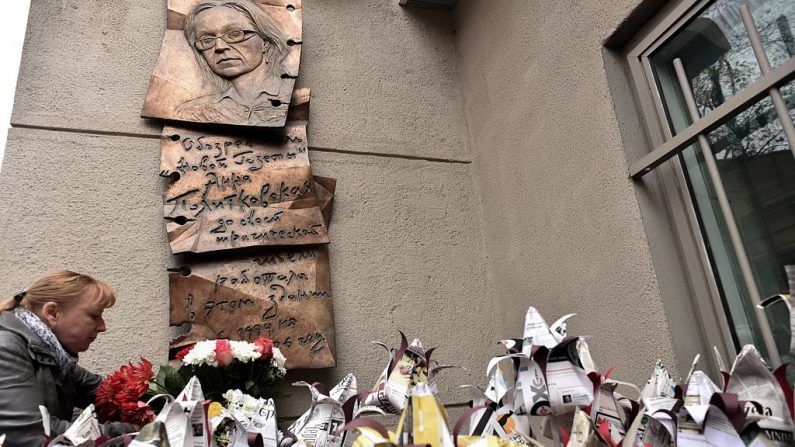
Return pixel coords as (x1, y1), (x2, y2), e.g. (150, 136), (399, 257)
(194, 29), (258, 51)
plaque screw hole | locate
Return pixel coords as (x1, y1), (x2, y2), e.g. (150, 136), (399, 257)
(173, 216), (188, 225)
(286, 4), (295, 11)
(270, 99), (283, 107)
(287, 39), (300, 46)
(166, 266), (191, 276)
(170, 134), (180, 141)
(168, 172), (181, 183)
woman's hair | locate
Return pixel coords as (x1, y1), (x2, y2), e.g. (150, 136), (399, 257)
(0, 270), (116, 312)
(184, 0), (290, 93)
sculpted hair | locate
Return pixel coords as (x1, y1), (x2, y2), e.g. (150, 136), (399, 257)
(184, 0), (290, 93)
(0, 270), (116, 313)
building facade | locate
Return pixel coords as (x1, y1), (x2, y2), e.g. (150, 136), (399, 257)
(0, 0), (792, 418)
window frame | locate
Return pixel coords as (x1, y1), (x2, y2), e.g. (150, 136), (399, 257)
(623, 0), (795, 366)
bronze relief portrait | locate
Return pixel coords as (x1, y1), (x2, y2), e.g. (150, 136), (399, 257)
(143, 0), (302, 127)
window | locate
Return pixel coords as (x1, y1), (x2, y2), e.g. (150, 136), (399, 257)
(626, 0), (794, 367)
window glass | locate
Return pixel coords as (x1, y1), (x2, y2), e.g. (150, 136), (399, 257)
(647, 0), (794, 365)
(651, 0), (794, 126)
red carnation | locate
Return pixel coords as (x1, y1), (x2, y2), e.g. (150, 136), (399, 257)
(175, 344), (194, 360)
(215, 339), (234, 367)
(254, 336), (274, 360)
(119, 401), (155, 427)
(96, 358), (155, 424)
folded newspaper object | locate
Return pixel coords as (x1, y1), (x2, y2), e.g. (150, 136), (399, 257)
(566, 407), (609, 447)
(545, 337), (597, 414)
(483, 357), (511, 405)
(209, 393), (279, 447)
(623, 412), (674, 447)
(210, 415), (248, 447)
(677, 403), (744, 447)
(683, 371), (720, 410)
(130, 421), (172, 447)
(624, 361), (679, 447)
(289, 375), (357, 447)
(499, 308), (592, 418)
(247, 398), (279, 447)
(177, 376), (205, 402)
(150, 377), (209, 447)
(456, 435), (543, 447)
(395, 383), (453, 447)
(726, 345), (794, 446)
(521, 307), (561, 353)
(462, 384), (534, 445)
(63, 405), (102, 446)
(343, 425), (396, 447)
(513, 354), (550, 416)
(362, 334), (441, 414)
(590, 382), (631, 446)
(640, 360), (677, 407)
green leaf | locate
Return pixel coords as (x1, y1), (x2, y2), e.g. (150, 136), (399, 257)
(163, 365), (188, 395)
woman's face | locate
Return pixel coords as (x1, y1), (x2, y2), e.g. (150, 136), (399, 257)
(47, 287), (108, 354)
(194, 7), (265, 79)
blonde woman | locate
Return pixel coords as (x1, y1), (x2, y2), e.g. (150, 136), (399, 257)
(0, 271), (135, 446)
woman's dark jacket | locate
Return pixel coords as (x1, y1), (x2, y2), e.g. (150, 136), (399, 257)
(0, 311), (130, 446)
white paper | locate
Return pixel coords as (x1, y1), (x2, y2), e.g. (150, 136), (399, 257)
(677, 406), (744, 447)
(521, 307), (558, 354)
(685, 371), (720, 407)
(484, 358), (510, 404)
(727, 345), (794, 447)
(545, 340), (594, 414)
(591, 384), (626, 445)
(177, 376), (205, 402)
(130, 421), (173, 447)
(514, 357), (551, 416)
(248, 399), (279, 447)
(289, 379), (348, 447)
(640, 360), (676, 405)
(64, 405), (101, 445)
(156, 401), (188, 447)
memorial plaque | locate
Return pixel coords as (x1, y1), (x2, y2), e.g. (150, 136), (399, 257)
(160, 119), (329, 254)
(142, 0), (302, 128)
(313, 176), (336, 226)
(169, 247), (336, 369)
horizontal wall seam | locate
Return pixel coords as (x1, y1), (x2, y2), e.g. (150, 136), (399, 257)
(10, 123), (473, 165)
(11, 122), (162, 140)
(309, 145), (472, 164)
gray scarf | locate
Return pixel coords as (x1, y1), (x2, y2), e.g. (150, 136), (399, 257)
(13, 307), (78, 380)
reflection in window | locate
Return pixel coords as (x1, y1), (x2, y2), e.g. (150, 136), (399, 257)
(648, 0), (794, 365)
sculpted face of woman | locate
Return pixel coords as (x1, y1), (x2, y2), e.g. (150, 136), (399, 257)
(194, 7), (265, 79)
(42, 286), (108, 354)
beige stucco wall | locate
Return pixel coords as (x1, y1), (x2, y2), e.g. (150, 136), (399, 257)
(453, 0), (709, 385)
(0, 0), (709, 421)
(0, 0), (495, 417)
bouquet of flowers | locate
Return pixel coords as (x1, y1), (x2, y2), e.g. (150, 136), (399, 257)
(95, 358), (156, 426)
(163, 336), (287, 401)
(95, 336), (286, 425)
